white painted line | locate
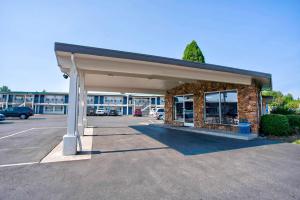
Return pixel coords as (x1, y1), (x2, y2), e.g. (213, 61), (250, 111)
(0, 147), (40, 151)
(139, 122), (149, 125)
(0, 128), (34, 140)
(0, 162), (38, 168)
(0, 127), (67, 141)
(33, 127), (66, 130)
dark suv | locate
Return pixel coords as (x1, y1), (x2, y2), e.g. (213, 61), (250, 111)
(0, 107), (34, 119)
(108, 110), (119, 116)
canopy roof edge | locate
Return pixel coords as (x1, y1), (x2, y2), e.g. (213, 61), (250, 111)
(54, 42), (272, 90)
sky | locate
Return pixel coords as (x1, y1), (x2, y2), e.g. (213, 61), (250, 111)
(0, 0), (299, 98)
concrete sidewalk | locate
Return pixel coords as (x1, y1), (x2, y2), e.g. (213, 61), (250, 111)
(151, 123), (258, 140)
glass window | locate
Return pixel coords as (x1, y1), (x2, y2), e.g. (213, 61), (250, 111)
(174, 96), (184, 103)
(54, 106), (64, 112)
(44, 106), (52, 112)
(221, 92), (238, 125)
(160, 97), (165, 105)
(184, 95), (193, 101)
(87, 96), (94, 104)
(173, 96), (184, 121)
(205, 93), (220, 124)
(205, 91), (238, 125)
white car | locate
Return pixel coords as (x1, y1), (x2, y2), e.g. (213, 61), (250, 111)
(149, 108), (157, 117)
(95, 108), (106, 116)
(155, 108), (165, 119)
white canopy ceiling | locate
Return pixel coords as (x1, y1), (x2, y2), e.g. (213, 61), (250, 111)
(55, 43), (272, 94)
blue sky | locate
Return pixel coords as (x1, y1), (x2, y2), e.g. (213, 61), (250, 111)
(1, 0), (299, 98)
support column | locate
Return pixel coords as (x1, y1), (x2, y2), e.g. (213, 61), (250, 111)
(63, 54), (79, 155)
(78, 71), (85, 135)
(126, 94), (129, 115)
(31, 95), (34, 109)
(5, 94), (8, 109)
(83, 90), (87, 128)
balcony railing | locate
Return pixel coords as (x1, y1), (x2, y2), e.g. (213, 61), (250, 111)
(44, 100), (65, 104)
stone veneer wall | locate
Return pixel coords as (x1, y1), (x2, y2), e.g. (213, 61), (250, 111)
(165, 80), (261, 134)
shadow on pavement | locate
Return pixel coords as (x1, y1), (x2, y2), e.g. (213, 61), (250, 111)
(4, 117), (46, 121)
(130, 125), (281, 156)
(84, 133), (141, 137)
(0, 121), (14, 124)
(27, 118), (47, 120)
(88, 126), (135, 128)
(80, 147), (169, 155)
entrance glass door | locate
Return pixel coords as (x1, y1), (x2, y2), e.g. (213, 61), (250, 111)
(184, 95), (194, 127)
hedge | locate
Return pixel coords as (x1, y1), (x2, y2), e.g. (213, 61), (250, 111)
(286, 115), (300, 131)
(261, 114), (290, 136)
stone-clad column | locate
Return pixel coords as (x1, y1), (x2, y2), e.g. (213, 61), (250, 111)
(164, 93), (173, 124)
(237, 83), (260, 133)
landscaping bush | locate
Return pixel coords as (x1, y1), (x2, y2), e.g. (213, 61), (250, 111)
(261, 114), (290, 136)
(271, 106), (296, 115)
(286, 115), (300, 133)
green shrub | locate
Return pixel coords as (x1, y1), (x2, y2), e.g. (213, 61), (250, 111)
(271, 106), (296, 115)
(286, 115), (300, 131)
(261, 114), (290, 136)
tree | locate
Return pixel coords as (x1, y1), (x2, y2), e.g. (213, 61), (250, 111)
(262, 90), (299, 114)
(182, 40), (205, 63)
(0, 85), (11, 92)
(283, 93), (294, 103)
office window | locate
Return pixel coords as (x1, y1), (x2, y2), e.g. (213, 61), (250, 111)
(205, 91), (238, 125)
(205, 93), (220, 124)
(221, 92), (238, 124)
(173, 96), (184, 121)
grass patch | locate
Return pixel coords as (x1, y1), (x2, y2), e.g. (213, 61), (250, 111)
(292, 139), (300, 144)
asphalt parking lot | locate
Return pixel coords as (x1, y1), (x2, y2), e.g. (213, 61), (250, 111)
(0, 115), (66, 166)
(0, 115), (300, 200)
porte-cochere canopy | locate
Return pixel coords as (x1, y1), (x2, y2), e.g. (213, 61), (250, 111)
(54, 42), (272, 155)
(55, 42), (271, 94)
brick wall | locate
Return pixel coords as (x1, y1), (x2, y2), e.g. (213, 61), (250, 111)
(165, 80), (261, 133)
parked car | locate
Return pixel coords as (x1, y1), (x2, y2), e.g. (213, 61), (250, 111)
(108, 110), (119, 116)
(155, 108), (164, 119)
(95, 108), (106, 116)
(87, 107), (95, 116)
(157, 112), (165, 120)
(0, 107), (34, 119)
(149, 108), (157, 117)
(134, 108), (142, 117)
(0, 113), (5, 121)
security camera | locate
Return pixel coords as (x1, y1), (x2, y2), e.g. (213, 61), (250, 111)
(63, 73), (69, 79)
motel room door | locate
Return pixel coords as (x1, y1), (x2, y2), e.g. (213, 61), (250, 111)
(184, 95), (194, 127)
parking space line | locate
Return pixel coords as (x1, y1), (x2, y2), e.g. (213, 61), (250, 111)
(33, 127), (66, 130)
(0, 128), (34, 140)
(0, 127), (67, 140)
(0, 147), (40, 151)
(0, 162), (39, 168)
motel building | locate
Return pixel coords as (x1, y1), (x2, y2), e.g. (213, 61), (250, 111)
(53, 42), (270, 155)
(0, 92), (164, 116)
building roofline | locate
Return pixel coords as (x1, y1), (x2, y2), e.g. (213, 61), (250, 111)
(0, 91), (164, 97)
(54, 42), (272, 81)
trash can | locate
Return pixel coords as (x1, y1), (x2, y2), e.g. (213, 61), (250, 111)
(238, 122), (251, 134)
